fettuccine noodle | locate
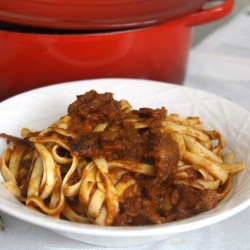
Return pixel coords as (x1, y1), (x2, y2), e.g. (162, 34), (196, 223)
(0, 90), (245, 226)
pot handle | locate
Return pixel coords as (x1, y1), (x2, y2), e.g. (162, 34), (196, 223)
(185, 0), (234, 26)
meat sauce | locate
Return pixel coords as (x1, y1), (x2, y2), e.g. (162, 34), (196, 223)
(67, 90), (218, 225)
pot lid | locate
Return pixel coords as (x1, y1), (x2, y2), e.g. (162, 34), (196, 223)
(0, 0), (207, 30)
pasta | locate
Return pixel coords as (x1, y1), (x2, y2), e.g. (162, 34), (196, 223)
(0, 90), (245, 226)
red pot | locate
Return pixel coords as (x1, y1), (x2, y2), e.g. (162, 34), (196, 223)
(0, 0), (233, 101)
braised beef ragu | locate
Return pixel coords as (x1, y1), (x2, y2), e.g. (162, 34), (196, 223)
(67, 90), (179, 181)
(65, 90), (218, 225)
(0, 89), (243, 227)
(114, 184), (218, 226)
(68, 90), (124, 125)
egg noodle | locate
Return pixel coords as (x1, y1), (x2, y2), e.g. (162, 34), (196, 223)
(0, 90), (245, 226)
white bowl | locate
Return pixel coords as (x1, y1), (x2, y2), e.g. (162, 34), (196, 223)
(0, 78), (249, 247)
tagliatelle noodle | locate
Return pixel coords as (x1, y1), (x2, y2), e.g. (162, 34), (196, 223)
(162, 114), (245, 200)
(0, 91), (246, 225)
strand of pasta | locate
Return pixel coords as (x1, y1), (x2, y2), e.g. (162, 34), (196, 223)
(0, 107), (246, 226)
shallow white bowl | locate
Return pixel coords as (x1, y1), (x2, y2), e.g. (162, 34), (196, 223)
(0, 78), (249, 247)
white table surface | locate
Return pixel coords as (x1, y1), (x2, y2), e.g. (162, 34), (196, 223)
(1, 5), (250, 250)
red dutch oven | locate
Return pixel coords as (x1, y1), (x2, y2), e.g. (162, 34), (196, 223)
(0, 0), (233, 101)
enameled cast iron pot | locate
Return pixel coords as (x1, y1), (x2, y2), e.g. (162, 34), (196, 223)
(0, 0), (233, 100)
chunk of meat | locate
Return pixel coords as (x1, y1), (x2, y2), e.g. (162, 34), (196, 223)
(67, 90), (179, 181)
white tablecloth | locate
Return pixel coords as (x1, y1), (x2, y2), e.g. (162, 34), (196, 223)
(1, 5), (250, 250)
